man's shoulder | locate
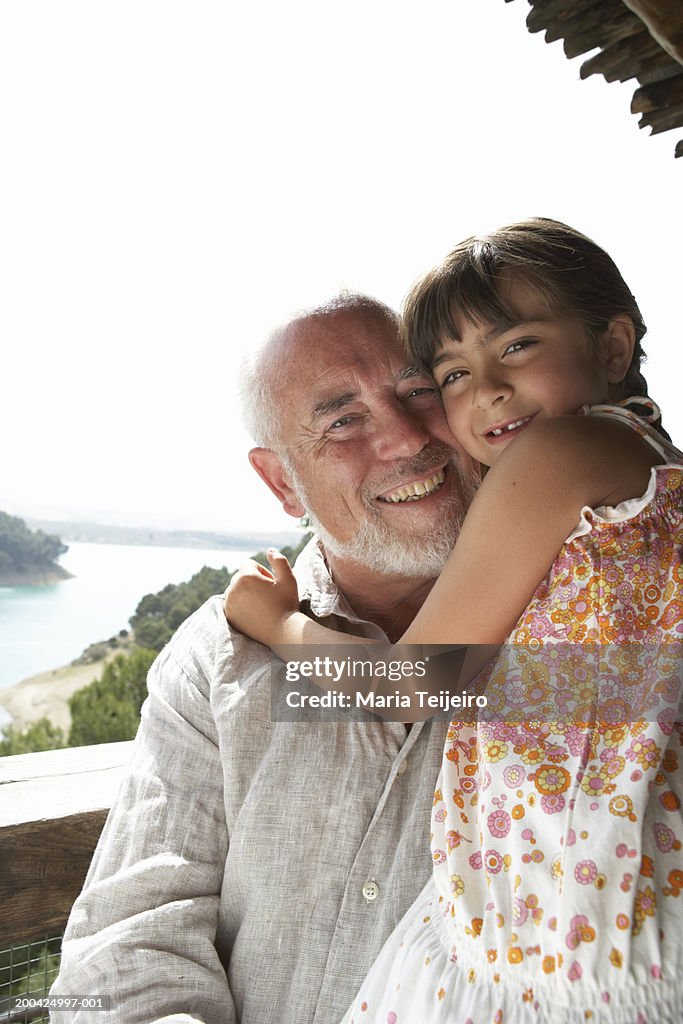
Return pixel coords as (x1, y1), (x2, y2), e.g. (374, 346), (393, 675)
(156, 593), (262, 691)
(153, 540), (341, 694)
(134, 592), (275, 749)
(170, 592), (231, 647)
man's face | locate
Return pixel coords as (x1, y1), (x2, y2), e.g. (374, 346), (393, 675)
(269, 310), (479, 577)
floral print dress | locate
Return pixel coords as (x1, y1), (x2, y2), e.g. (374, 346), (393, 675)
(342, 405), (683, 1024)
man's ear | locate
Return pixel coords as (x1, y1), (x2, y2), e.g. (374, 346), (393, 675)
(248, 448), (306, 519)
(601, 315), (636, 386)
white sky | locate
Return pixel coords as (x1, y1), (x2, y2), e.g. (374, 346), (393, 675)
(2, 0), (682, 534)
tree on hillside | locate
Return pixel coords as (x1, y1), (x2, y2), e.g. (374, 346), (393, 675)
(131, 566), (234, 650)
(0, 510), (67, 571)
(0, 649), (157, 754)
(130, 532), (313, 652)
(0, 717), (67, 756)
(68, 647), (157, 746)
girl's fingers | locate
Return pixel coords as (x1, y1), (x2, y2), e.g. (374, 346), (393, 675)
(238, 558), (274, 580)
(267, 548), (294, 581)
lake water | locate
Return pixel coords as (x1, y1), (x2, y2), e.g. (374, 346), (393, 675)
(0, 541), (268, 692)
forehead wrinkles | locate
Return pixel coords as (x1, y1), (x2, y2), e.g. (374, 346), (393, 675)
(306, 359), (426, 426)
(302, 343), (409, 411)
(267, 312), (413, 442)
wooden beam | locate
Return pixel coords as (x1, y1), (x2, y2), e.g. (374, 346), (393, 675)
(635, 51), (683, 86)
(0, 741), (133, 827)
(0, 810), (108, 947)
(622, 0), (683, 66)
(632, 72), (683, 112)
(526, 0), (596, 36)
(0, 743), (133, 946)
(639, 98), (683, 133)
(562, 7), (646, 59)
(580, 29), (666, 82)
(540, 0), (632, 46)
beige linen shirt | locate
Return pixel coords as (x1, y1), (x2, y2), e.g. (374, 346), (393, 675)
(52, 540), (447, 1024)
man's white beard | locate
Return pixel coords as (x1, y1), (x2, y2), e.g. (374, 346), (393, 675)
(283, 452), (476, 579)
(307, 505), (460, 578)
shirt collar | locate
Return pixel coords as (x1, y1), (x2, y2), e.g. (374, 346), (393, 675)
(294, 536), (387, 639)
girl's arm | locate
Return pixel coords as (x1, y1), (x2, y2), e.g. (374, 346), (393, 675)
(225, 417), (658, 699)
(399, 414), (658, 645)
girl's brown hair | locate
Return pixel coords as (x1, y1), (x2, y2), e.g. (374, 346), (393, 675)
(402, 218), (667, 436)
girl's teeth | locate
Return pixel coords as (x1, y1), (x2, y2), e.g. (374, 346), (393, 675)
(491, 418), (528, 436)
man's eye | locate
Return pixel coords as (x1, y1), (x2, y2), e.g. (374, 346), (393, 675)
(327, 416), (355, 431)
(406, 386), (437, 398)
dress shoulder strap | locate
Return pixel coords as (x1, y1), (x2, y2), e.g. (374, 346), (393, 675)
(584, 399), (682, 464)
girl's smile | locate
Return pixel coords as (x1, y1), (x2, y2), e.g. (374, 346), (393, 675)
(482, 412), (537, 445)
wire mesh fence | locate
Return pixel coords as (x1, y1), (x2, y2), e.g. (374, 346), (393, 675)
(0, 935), (62, 1024)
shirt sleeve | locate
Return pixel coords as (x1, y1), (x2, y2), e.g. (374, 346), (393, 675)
(50, 631), (234, 1024)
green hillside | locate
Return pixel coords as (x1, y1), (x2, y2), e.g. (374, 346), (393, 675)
(0, 510), (70, 583)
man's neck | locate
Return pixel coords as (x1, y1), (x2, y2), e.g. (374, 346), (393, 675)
(326, 556), (436, 641)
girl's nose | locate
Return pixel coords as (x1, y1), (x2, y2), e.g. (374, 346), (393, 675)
(472, 371), (513, 410)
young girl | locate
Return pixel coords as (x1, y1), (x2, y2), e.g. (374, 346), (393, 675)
(225, 219), (683, 1022)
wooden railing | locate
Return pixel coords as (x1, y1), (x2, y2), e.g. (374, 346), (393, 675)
(0, 742), (134, 947)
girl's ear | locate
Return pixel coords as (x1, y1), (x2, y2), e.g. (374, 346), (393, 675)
(601, 315), (636, 385)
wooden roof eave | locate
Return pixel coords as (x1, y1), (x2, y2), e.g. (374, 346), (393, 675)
(505, 0), (683, 157)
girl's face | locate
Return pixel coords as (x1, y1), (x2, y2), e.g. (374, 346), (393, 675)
(431, 279), (611, 467)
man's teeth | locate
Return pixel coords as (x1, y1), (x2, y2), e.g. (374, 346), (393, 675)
(489, 417), (530, 437)
(380, 471), (445, 503)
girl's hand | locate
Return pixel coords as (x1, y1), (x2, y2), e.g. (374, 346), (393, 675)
(224, 549), (300, 646)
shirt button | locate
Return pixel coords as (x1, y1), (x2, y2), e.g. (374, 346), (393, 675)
(397, 758), (408, 776)
(362, 879), (380, 903)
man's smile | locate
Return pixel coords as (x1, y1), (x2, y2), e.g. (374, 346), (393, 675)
(377, 468), (446, 503)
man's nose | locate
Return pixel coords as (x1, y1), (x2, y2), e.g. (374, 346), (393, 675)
(372, 405), (432, 460)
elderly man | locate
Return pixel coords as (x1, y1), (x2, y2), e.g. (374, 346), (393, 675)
(52, 294), (479, 1024)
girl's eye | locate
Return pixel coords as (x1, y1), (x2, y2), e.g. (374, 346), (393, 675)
(503, 339), (536, 357)
(440, 368), (468, 388)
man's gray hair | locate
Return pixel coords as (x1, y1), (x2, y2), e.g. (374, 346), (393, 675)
(239, 292), (399, 449)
